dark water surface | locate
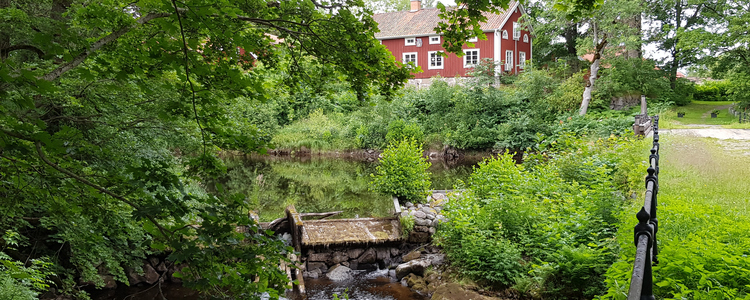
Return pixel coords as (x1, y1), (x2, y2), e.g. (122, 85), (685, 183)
(92, 270), (426, 300)
(216, 156), (481, 221)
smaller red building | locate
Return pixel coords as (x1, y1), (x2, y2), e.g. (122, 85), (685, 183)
(372, 0), (531, 79)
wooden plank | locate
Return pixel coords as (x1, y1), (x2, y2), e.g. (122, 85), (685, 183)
(286, 205), (303, 253)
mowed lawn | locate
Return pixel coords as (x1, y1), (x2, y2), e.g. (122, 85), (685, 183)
(667, 101), (738, 125)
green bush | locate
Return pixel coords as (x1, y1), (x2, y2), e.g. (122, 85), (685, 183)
(694, 80), (733, 102)
(436, 135), (646, 298)
(370, 139), (431, 203)
(385, 120), (424, 145)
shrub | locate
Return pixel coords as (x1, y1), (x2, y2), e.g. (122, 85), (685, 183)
(694, 80), (733, 101)
(370, 139), (431, 203)
(385, 119), (424, 145)
(436, 135), (645, 297)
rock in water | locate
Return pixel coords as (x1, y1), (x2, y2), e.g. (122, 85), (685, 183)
(326, 265), (353, 281)
(395, 259), (430, 280)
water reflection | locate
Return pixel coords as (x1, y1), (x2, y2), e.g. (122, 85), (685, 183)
(214, 156), (480, 221)
(287, 269), (427, 300)
(92, 271), (426, 300)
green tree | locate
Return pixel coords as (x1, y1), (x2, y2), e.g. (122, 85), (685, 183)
(680, 0), (750, 106)
(644, 0), (722, 89)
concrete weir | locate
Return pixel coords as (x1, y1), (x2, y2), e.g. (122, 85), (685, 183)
(264, 191), (455, 293)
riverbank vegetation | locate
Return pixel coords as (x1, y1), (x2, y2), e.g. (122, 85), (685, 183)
(436, 134), (648, 299)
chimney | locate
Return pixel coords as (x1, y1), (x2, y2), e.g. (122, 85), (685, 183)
(410, 0), (421, 12)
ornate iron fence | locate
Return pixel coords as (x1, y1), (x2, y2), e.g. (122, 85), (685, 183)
(627, 115), (659, 300)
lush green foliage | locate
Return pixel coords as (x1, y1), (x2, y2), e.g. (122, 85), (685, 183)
(371, 140), (432, 203)
(601, 136), (750, 299)
(694, 81), (733, 102)
(436, 134), (647, 298)
(386, 120), (424, 146)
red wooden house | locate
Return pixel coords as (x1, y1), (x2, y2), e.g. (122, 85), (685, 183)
(372, 0), (531, 79)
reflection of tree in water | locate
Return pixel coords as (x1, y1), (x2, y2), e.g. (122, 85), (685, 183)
(215, 156), (479, 221)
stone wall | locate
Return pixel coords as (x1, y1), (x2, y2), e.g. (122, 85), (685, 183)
(610, 94), (641, 110)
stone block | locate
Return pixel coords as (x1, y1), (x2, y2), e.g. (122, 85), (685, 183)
(413, 225), (429, 232)
(331, 251), (349, 264)
(308, 252), (331, 262)
(376, 247), (390, 260)
(408, 231), (430, 243)
(357, 248), (376, 264)
(347, 248), (364, 259)
(415, 218), (431, 226)
(402, 250), (421, 262)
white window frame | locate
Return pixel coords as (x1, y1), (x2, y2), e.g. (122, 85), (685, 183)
(428, 51), (444, 70)
(463, 49), (480, 68)
(505, 50), (514, 71)
(468, 36), (478, 42)
(502, 30), (508, 40)
(519, 51), (526, 69)
(523, 34), (529, 43)
(405, 37), (416, 46)
(402, 52), (418, 68)
(513, 22), (521, 40)
(429, 36), (440, 44)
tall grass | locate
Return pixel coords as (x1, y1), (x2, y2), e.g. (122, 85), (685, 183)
(271, 110), (356, 151)
(601, 136), (750, 299)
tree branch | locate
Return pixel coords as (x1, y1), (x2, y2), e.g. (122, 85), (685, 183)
(41, 12), (171, 82)
(1, 45), (45, 59)
(33, 141), (171, 238)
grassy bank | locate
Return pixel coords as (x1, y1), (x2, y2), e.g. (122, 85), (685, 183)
(601, 135), (750, 299)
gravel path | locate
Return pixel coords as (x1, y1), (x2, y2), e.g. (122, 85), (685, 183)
(663, 127), (750, 140)
(662, 126), (750, 156)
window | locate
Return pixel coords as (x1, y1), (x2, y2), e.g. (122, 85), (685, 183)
(428, 51), (444, 70)
(403, 52), (417, 68)
(405, 37), (416, 46)
(513, 22), (520, 40)
(519, 51), (526, 69)
(523, 34), (529, 43)
(502, 30), (508, 39)
(467, 36), (478, 42)
(505, 50), (513, 71)
(464, 49), (479, 68)
(429, 36), (440, 44)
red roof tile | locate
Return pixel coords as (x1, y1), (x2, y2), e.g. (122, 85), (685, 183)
(373, 1), (517, 39)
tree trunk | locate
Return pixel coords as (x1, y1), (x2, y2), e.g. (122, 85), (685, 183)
(670, 1), (682, 90)
(580, 34), (607, 116)
(626, 13), (642, 59)
(564, 24), (580, 72)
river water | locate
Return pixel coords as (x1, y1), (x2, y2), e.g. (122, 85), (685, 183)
(216, 155), (481, 221)
(93, 269), (426, 300)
